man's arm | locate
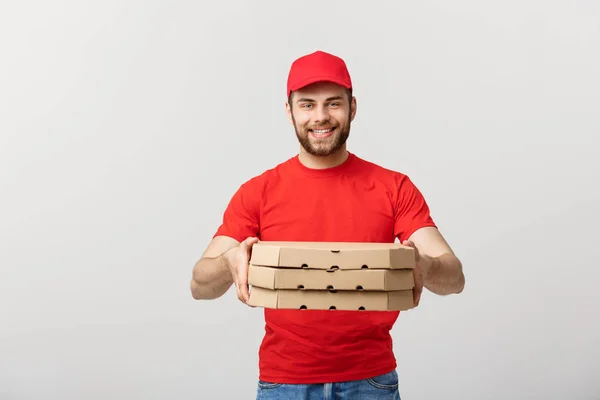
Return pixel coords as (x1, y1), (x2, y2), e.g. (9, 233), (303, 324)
(406, 226), (465, 295)
(190, 235), (240, 300)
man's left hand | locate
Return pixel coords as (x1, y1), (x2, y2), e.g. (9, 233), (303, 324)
(402, 239), (433, 307)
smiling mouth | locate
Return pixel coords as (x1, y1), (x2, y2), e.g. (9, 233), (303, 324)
(309, 127), (335, 138)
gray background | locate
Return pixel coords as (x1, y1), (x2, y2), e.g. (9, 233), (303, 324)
(1, 0), (599, 399)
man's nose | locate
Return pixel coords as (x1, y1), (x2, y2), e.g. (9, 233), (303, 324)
(313, 106), (330, 123)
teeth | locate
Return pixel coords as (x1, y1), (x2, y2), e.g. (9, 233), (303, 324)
(313, 128), (332, 134)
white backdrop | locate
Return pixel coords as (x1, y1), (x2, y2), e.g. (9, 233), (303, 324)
(1, 1), (599, 399)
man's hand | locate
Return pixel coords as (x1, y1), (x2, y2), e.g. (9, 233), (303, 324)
(222, 237), (259, 305)
(402, 239), (433, 307)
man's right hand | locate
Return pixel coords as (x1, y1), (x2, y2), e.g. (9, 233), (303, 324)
(222, 237), (259, 304)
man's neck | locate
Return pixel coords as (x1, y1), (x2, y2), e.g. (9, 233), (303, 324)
(298, 147), (349, 170)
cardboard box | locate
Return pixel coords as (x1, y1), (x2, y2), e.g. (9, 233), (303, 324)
(248, 264), (414, 291)
(247, 241), (417, 311)
(248, 286), (414, 311)
(249, 241), (416, 270)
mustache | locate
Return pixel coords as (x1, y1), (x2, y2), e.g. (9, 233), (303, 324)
(308, 124), (337, 130)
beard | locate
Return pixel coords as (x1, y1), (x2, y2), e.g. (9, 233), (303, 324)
(292, 114), (351, 157)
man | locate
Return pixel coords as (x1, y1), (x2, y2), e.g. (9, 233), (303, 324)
(190, 50), (465, 399)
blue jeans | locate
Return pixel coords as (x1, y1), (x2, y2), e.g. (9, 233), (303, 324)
(256, 370), (401, 399)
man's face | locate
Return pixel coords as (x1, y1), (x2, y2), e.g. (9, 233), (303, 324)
(286, 81), (356, 157)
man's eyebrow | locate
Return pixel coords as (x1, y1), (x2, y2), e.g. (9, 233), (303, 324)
(296, 96), (344, 103)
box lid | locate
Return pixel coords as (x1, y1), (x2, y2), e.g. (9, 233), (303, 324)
(248, 264), (414, 291)
(248, 286), (414, 311)
(249, 241), (415, 270)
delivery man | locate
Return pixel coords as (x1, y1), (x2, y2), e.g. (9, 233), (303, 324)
(190, 50), (465, 399)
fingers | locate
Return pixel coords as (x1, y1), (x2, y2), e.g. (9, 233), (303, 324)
(237, 237), (259, 304)
(237, 260), (250, 304)
(247, 286), (256, 308)
(409, 245), (423, 307)
(413, 268), (423, 307)
(413, 285), (423, 307)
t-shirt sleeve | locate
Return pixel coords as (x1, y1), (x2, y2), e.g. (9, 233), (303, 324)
(393, 175), (437, 243)
(213, 180), (261, 242)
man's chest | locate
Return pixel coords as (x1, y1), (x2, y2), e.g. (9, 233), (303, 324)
(258, 179), (397, 243)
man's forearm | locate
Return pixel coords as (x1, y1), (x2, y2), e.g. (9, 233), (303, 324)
(423, 253), (465, 295)
(190, 254), (233, 300)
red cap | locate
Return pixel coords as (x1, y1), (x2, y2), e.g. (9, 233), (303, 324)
(286, 50), (352, 97)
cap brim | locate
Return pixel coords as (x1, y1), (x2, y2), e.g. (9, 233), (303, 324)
(288, 75), (352, 94)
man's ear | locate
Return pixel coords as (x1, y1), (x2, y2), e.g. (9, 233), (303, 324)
(350, 96), (357, 122)
(285, 101), (293, 125)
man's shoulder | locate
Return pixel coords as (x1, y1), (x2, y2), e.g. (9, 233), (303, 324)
(237, 155), (294, 188)
(353, 153), (410, 180)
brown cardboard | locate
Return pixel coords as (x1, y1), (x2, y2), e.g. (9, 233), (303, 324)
(248, 264), (414, 291)
(248, 287), (414, 311)
(249, 241), (415, 270)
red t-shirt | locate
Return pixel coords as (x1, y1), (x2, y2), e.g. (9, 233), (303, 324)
(213, 152), (437, 384)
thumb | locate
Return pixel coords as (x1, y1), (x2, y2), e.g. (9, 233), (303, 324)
(243, 236), (259, 248)
(402, 240), (419, 261)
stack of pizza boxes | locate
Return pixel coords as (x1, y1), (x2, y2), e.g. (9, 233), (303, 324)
(247, 241), (416, 311)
